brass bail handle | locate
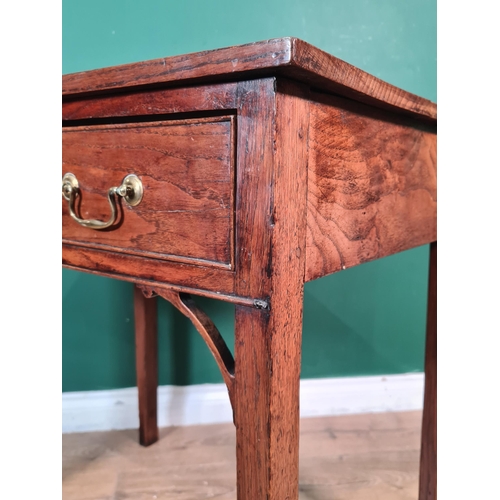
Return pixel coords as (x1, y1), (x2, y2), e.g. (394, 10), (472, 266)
(62, 173), (143, 230)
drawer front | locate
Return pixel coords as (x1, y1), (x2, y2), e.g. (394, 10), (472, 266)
(62, 117), (234, 269)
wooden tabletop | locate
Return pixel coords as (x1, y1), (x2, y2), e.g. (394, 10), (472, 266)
(62, 37), (436, 122)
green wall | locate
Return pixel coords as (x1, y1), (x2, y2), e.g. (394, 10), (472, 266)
(62, 0), (436, 392)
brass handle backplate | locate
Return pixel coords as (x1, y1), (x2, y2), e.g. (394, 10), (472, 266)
(62, 173), (143, 230)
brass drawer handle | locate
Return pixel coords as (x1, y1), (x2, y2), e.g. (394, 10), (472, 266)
(62, 173), (143, 230)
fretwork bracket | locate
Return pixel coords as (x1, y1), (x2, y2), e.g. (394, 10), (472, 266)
(138, 285), (236, 411)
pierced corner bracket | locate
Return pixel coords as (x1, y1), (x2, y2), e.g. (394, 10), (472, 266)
(140, 286), (236, 411)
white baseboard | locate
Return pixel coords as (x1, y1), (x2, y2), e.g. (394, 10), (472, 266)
(62, 373), (424, 433)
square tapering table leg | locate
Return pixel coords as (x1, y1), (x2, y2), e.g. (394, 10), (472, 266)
(134, 284), (159, 446)
(234, 300), (303, 499)
(419, 241), (437, 499)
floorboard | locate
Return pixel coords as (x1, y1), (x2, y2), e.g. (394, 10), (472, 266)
(62, 410), (422, 500)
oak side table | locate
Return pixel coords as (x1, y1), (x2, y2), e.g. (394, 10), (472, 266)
(62, 38), (437, 500)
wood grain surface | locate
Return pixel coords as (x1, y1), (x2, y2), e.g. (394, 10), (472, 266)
(62, 82), (238, 122)
(62, 37), (436, 121)
(233, 79), (276, 499)
(289, 38), (436, 120)
(233, 79), (275, 299)
(62, 38), (292, 97)
(62, 116), (234, 268)
(419, 241), (437, 500)
(234, 78), (309, 500)
(306, 95), (436, 281)
(62, 245), (235, 295)
(133, 285), (159, 447)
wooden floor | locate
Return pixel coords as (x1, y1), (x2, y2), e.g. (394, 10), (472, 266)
(63, 410), (422, 500)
